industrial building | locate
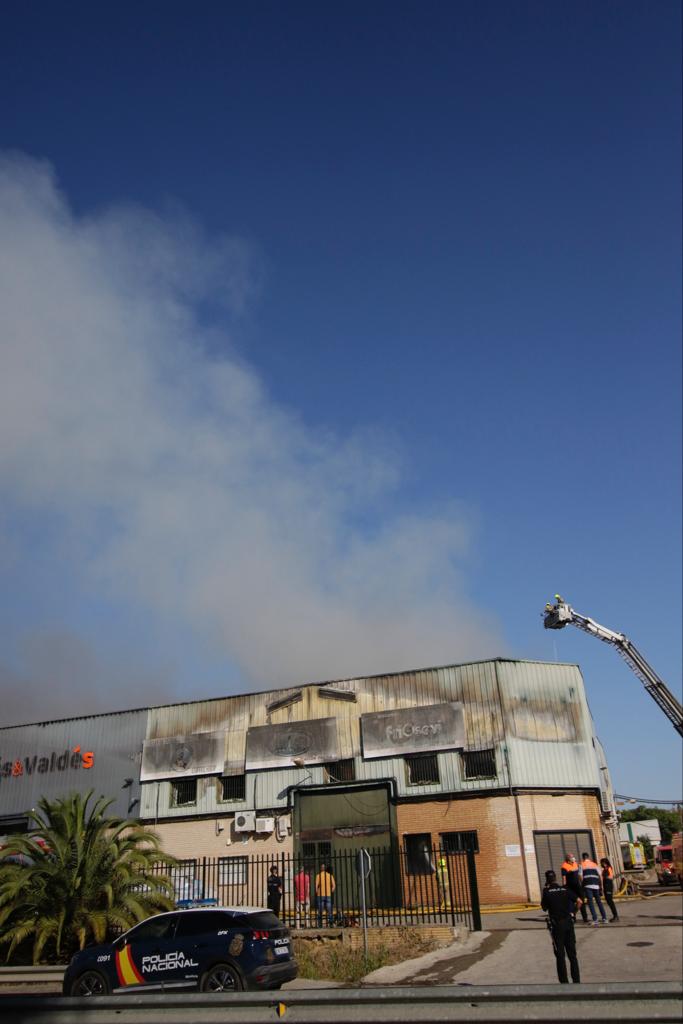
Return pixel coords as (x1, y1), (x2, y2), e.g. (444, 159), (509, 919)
(0, 658), (620, 906)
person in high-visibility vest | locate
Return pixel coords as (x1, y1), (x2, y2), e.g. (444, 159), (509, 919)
(436, 855), (451, 909)
(581, 853), (607, 925)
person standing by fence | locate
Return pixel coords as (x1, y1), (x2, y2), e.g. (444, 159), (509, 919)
(315, 862), (335, 927)
(294, 864), (311, 927)
(436, 854), (451, 909)
(600, 857), (619, 922)
(267, 864), (283, 919)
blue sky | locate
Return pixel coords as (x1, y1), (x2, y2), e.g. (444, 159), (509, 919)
(1, 1), (680, 803)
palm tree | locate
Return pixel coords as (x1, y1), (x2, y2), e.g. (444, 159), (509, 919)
(0, 790), (177, 963)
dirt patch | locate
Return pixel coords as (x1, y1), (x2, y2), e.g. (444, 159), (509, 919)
(294, 927), (440, 984)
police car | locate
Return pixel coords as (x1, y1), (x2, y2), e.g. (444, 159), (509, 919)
(62, 907), (297, 996)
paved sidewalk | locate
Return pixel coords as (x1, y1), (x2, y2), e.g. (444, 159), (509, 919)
(363, 891), (683, 987)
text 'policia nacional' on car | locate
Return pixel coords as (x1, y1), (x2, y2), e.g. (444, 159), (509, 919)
(62, 907), (297, 996)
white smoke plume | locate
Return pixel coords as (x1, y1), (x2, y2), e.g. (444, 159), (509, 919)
(0, 154), (504, 724)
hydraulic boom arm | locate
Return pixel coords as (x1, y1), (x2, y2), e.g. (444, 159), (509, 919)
(543, 597), (683, 738)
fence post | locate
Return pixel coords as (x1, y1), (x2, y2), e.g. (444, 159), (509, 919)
(281, 850), (287, 923)
(466, 849), (482, 931)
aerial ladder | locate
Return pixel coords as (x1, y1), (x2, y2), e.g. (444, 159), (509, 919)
(543, 596), (683, 738)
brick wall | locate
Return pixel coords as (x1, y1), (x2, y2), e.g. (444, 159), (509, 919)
(148, 791), (603, 908)
(341, 924), (457, 951)
(150, 816), (293, 861)
(516, 792), (606, 902)
(396, 791), (603, 906)
(293, 925), (459, 954)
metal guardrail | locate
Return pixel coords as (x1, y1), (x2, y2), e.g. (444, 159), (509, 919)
(0, 983), (681, 1023)
(0, 965), (64, 985)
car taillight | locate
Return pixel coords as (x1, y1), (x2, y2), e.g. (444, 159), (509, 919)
(251, 930), (270, 940)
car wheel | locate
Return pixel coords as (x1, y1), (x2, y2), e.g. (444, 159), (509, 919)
(70, 970), (112, 996)
(200, 962), (244, 993)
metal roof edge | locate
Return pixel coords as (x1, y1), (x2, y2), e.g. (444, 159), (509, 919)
(0, 656), (583, 733)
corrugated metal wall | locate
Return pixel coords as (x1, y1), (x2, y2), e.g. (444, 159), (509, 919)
(137, 659), (601, 820)
(0, 710), (147, 821)
(495, 660), (597, 788)
(0, 660), (603, 827)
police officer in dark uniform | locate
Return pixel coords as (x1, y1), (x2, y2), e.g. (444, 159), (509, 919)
(541, 869), (581, 984)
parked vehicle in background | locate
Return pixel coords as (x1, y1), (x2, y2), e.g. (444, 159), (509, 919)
(63, 907), (297, 996)
(654, 844), (679, 885)
(621, 841), (646, 869)
(671, 834), (683, 888)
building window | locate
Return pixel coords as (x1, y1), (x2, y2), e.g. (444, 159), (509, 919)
(170, 778), (197, 807)
(171, 859), (199, 903)
(324, 759), (356, 783)
(219, 856), (248, 885)
(220, 775), (246, 801)
(405, 753), (440, 785)
(441, 830), (479, 854)
(462, 748), (497, 780)
(404, 833), (434, 875)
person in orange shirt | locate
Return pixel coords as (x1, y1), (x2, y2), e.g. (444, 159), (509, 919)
(600, 858), (619, 922)
(315, 863), (336, 927)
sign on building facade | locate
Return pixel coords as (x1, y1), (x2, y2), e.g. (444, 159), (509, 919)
(140, 730), (226, 781)
(245, 717), (339, 770)
(360, 702), (465, 759)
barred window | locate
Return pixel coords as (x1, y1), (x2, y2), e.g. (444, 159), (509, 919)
(462, 748), (497, 780)
(405, 833), (434, 875)
(219, 856), (248, 885)
(441, 830), (479, 854)
(405, 753), (440, 785)
(324, 759), (356, 783)
(171, 778), (197, 806)
(220, 775), (246, 801)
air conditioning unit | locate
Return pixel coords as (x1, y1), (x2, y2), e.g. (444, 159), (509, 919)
(277, 815), (291, 839)
(255, 816), (275, 833)
(234, 811), (256, 832)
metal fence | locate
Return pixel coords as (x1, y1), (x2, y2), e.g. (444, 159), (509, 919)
(151, 845), (481, 931)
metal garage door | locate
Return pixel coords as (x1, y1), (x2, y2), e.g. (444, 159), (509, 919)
(533, 830), (596, 891)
